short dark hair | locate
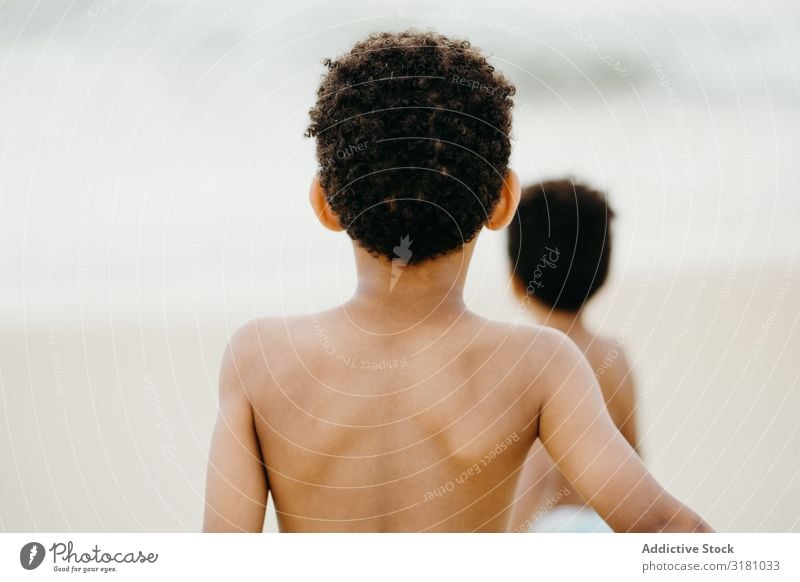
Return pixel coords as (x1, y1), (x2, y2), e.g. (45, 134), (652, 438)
(306, 30), (515, 264)
(507, 179), (615, 312)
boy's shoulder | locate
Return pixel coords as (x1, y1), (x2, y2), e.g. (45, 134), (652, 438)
(227, 311), (574, 350)
(223, 313), (320, 356)
(474, 317), (589, 390)
(220, 313), (586, 401)
(483, 317), (572, 355)
(220, 314), (321, 379)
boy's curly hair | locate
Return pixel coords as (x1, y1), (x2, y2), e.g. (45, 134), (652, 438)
(306, 30), (515, 264)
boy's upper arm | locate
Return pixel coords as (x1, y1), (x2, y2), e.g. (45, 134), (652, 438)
(203, 323), (269, 533)
(535, 331), (709, 532)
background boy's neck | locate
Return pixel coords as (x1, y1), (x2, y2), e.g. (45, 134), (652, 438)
(529, 301), (588, 337)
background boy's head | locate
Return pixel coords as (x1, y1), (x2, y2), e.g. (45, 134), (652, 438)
(507, 179), (615, 313)
(306, 30), (518, 265)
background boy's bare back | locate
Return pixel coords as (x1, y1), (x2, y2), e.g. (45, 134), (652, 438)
(580, 334), (638, 449)
(506, 179), (641, 529)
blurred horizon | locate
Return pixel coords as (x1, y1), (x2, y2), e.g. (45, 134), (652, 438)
(1, 0), (799, 322)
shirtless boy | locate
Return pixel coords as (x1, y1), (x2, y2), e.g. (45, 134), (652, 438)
(202, 30), (711, 533)
(507, 179), (638, 532)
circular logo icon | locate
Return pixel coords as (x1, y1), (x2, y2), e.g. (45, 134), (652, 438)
(20, 542), (46, 570)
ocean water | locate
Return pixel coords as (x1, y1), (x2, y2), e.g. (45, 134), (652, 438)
(1, 0), (799, 531)
(1, 0), (799, 320)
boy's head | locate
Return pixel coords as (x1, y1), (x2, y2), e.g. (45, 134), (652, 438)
(507, 179), (615, 312)
(306, 30), (518, 264)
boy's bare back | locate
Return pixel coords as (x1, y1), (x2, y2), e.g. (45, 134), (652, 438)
(212, 307), (552, 532)
(204, 276), (709, 532)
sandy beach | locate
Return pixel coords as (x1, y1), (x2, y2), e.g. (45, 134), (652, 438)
(1, 259), (798, 532)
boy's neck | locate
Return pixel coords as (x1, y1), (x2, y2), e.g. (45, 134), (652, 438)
(529, 301), (587, 336)
(348, 244), (473, 325)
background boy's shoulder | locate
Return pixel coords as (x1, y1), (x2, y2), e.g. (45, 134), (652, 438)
(589, 335), (633, 383)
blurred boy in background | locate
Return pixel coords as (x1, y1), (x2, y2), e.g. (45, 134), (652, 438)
(508, 179), (639, 532)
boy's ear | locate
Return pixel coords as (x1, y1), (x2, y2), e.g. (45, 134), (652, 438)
(309, 174), (344, 232)
(486, 169), (521, 231)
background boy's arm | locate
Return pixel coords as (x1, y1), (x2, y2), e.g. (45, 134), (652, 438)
(509, 440), (563, 531)
(537, 334), (712, 532)
(203, 331), (268, 532)
(602, 349), (640, 455)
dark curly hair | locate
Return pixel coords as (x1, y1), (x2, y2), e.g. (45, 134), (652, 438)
(507, 179), (615, 312)
(306, 30), (515, 264)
